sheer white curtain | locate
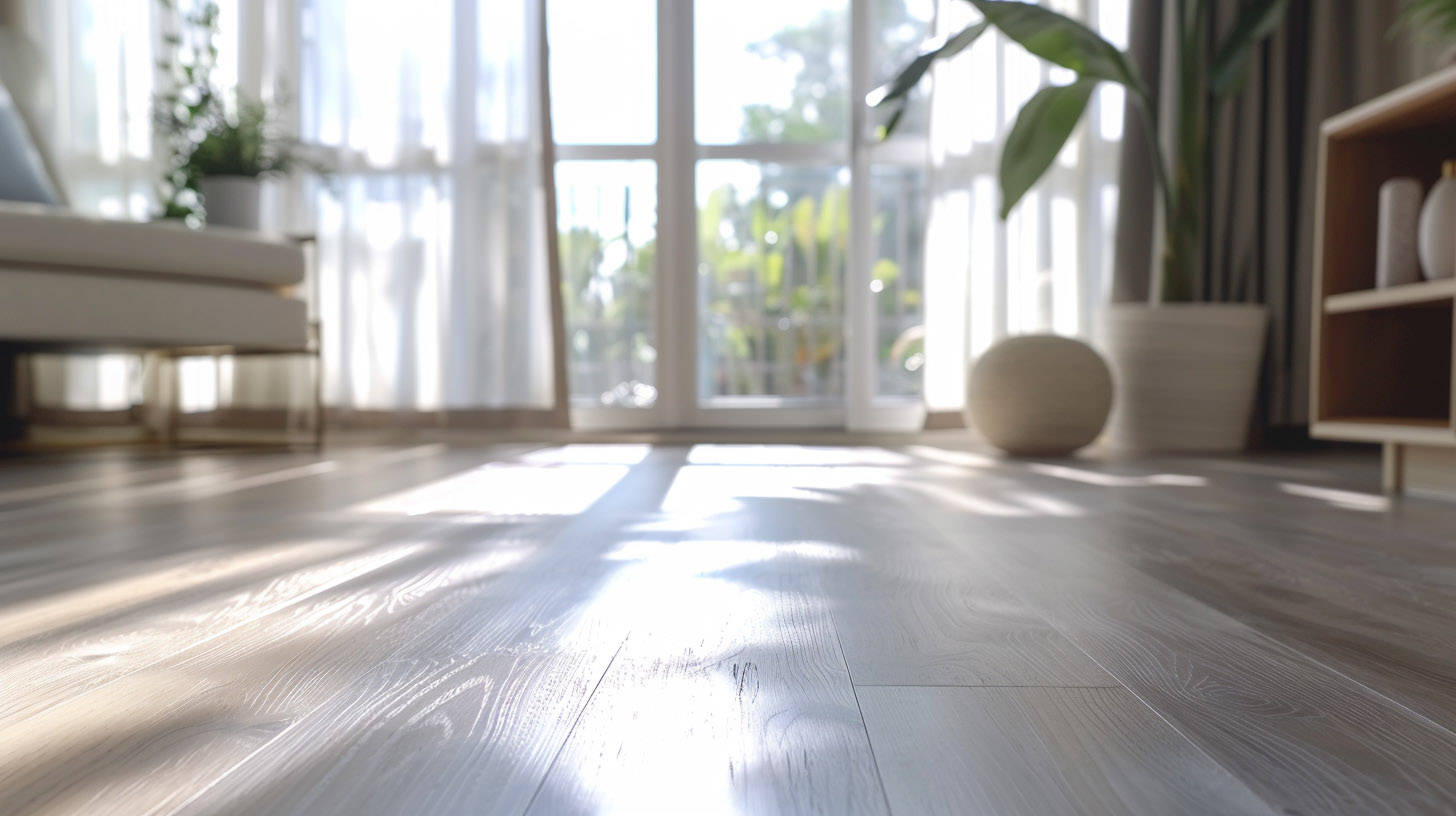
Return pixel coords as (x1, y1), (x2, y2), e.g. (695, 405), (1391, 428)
(27, 0), (283, 415)
(300, 0), (557, 415)
(26, 0), (560, 421)
(26, 0), (156, 414)
(920, 0), (1126, 413)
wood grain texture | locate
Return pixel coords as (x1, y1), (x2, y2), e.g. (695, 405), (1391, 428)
(0, 446), (675, 815)
(859, 685), (1274, 816)
(526, 459), (889, 816)
(808, 483), (1115, 687)
(526, 552), (887, 816)
(0, 528), (537, 815)
(0, 444), (496, 614)
(4, 443), (1456, 815)
(986, 454), (1456, 731)
(171, 454), (688, 816)
(885, 456), (1456, 815)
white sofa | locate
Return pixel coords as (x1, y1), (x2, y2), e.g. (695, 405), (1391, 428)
(0, 202), (309, 351)
(0, 201), (318, 445)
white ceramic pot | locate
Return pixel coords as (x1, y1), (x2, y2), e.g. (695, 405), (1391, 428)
(1098, 303), (1266, 452)
(200, 176), (262, 230)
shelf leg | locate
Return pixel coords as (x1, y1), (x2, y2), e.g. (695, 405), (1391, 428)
(1383, 443), (1405, 495)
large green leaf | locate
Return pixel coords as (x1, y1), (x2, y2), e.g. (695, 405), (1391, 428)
(1209, 0), (1291, 96)
(969, 0), (1140, 89)
(998, 78), (1098, 218)
(866, 21), (990, 109)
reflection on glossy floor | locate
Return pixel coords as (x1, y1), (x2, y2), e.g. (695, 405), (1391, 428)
(1, 441), (1454, 815)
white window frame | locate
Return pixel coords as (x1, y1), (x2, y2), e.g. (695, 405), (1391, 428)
(570, 0), (929, 431)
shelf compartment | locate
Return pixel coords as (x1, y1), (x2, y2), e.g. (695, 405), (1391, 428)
(1317, 302), (1452, 431)
(1325, 279), (1456, 314)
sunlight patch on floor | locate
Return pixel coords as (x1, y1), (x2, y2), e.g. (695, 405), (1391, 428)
(659, 464), (893, 516)
(906, 480), (1084, 518)
(686, 445), (912, 467)
(517, 444), (651, 466)
(1279, 482), (1389, 512)
(0, 539), (371, 645)
(903, 445), (997, 469)
(1027, 463), (1206, 488)
(353, 460), (630, 517)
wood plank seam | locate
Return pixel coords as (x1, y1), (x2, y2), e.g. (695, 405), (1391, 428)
(890, 475), (1456, 812)
(1100, 487), (1456, 746)
(873, 483), (1297, 816)
(828, 597), (897, 816)
(518, 635), (631, 816)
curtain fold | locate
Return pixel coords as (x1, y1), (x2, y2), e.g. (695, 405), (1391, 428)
(1112, 0), (1424, 433)
(26, 0), (567, 429)
(283, 0), (563, 418)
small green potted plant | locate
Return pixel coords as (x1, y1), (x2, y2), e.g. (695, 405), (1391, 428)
(153, 0), (306, 230)
(873, 0), (1290, 451)
(188, 96), (300, 230)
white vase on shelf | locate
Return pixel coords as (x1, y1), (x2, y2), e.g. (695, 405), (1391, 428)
(1378, 177), (1422, 288)
(1418, 160), (1456, 280)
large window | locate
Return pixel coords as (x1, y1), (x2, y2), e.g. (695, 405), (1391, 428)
(548, 0), (661, 415)
(33, 0), (1123, 426)
(551, 0), (935, 428)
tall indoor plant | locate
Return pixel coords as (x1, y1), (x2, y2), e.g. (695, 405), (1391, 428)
(873, 0), (1290, 450)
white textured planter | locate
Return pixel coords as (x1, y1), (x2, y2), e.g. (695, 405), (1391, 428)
(200, 176), (262, 230)
(965, 335), (1113, 457)
(1098, 303), (1266, 452)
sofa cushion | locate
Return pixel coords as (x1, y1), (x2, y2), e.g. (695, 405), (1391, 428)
(0, 202), (306, 288)
(0, 267), (308, 350)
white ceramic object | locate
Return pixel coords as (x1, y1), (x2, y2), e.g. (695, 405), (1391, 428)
(1418, 163), (1456, 281)
(200, 176), (262, 230)
(965, 335), (1113, 457)
(1098, 303), (1266, 452)
(1378, 177), (1422, 288)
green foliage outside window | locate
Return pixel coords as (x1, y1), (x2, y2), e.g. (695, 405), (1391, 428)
(562, 0), (928, 402)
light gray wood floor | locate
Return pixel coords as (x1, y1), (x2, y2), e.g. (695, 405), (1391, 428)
(0, 441), (1454, 815)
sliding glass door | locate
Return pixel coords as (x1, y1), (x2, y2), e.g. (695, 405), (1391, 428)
(553, 0), (932, 430)
(690, 0), (850, 427)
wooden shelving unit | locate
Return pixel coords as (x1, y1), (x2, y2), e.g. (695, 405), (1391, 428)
(1311, 65), (1456, 492)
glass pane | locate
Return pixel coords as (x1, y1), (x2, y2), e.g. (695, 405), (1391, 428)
(557, 161), (659, 407)
(695, 0), (848, 144)
(869, 0), (935, 138)
(870, 165), (926, 398)
(548, 0), (656, 144)
(697, 162), (848, 401)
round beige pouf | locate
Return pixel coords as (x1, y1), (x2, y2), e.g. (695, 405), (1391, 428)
(966, 335), (1113, 457)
